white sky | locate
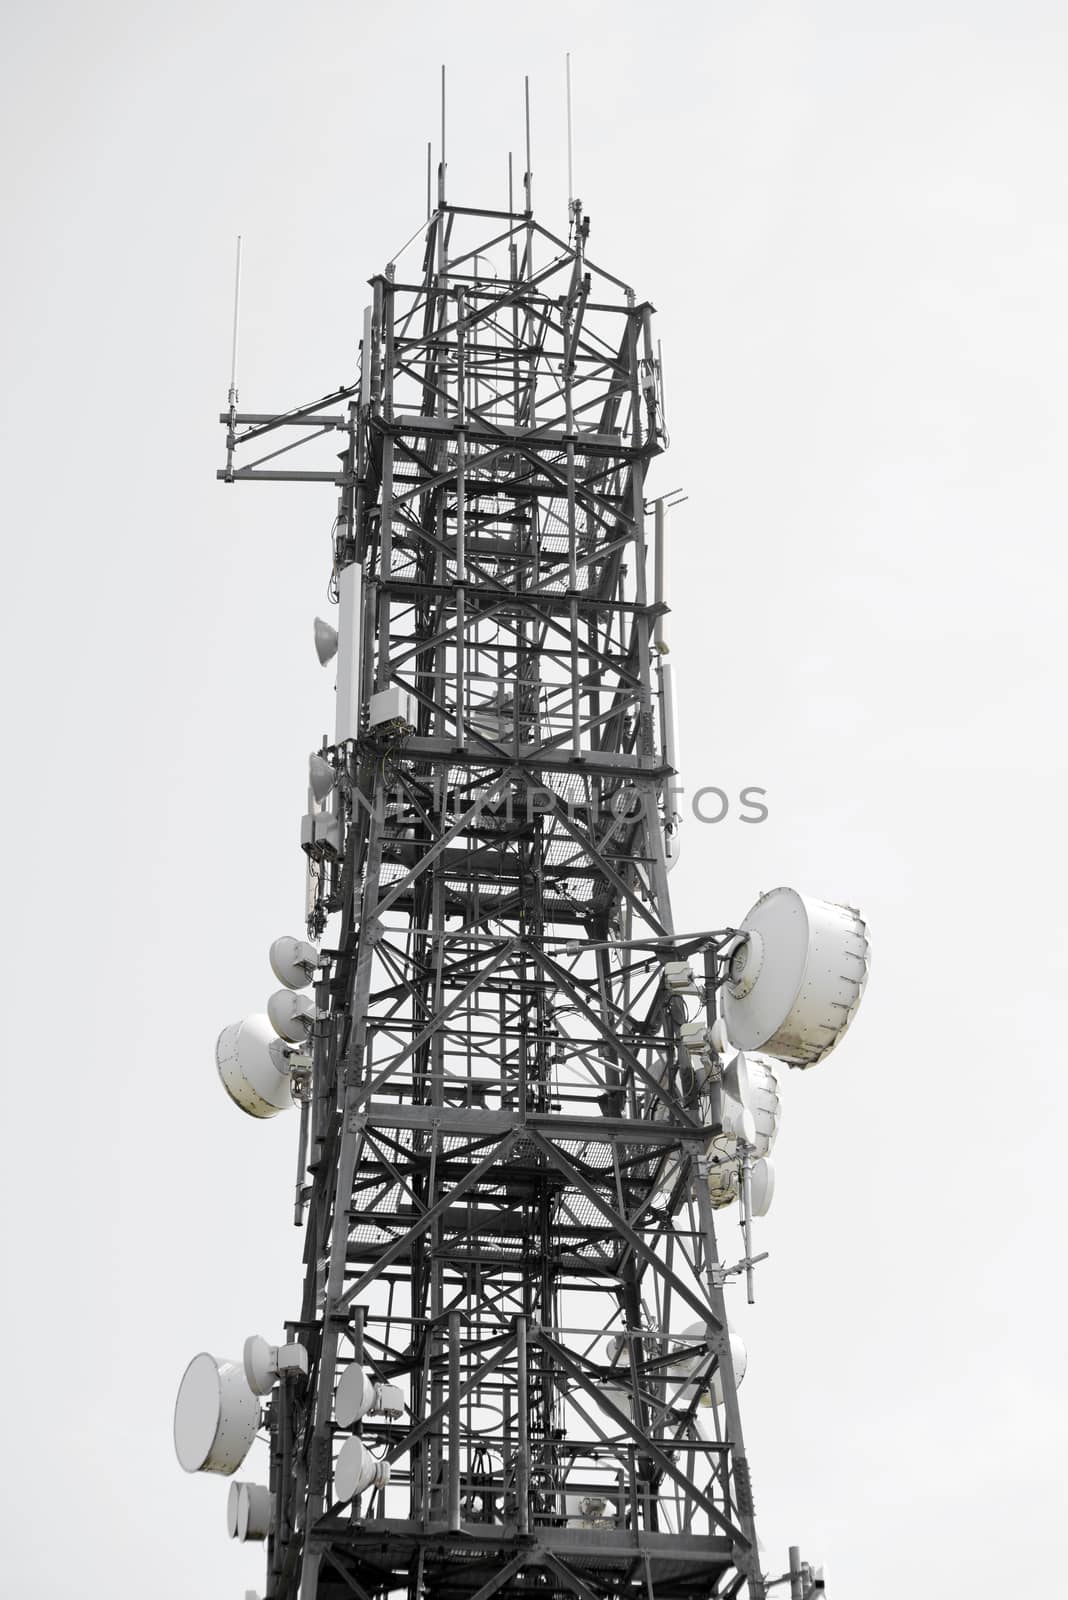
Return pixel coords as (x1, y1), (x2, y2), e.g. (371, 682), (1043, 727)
(1, 2), (1065, 1595)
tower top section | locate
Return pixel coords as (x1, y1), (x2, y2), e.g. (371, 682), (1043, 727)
(221, 197), (667, 503)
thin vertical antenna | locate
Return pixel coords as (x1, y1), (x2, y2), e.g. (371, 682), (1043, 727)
(426, 141), (432, 219)
(228, 235), (242, 408)
(439, 64), (447, 206)
(566, 53), (574, 211)
(523, 76), (532, 213)
(508, 151), (513, 215)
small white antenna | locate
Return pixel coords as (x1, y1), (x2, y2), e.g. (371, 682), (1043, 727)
(228, 235), (242, 409)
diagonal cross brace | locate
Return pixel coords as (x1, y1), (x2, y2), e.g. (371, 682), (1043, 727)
(543, 794), (667, 937)
(525, 1129), (720, 1330)
(524, 944), (702, 1132)
(540, 1551), (606, 1600)
(534, 1329), (747, 1549)
(371, 773), (514, 920)
(349, 939), (517, 1112)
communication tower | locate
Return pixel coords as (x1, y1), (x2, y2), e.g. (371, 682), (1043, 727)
(175, 116), (868, 1600)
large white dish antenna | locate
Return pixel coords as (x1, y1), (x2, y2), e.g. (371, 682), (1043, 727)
(722, 889), (869, 1067)
(269, 935), (320, 991)
(174, 1353), (260, 1475)
(216, 1015), (294, 1119)
(335, 1438), (390, 1502)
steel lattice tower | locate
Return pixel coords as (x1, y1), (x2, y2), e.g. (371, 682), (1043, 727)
(215, 179), (775, 1600)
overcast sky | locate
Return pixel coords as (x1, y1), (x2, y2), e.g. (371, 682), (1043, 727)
(1, 3), (1065, 1596)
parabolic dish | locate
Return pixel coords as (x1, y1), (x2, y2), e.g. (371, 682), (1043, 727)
(750, 1156), (775, 1217)
(216, 1014), (294, 1118)
(313, 616), (339, 666)
(237, 1483), (273, 1542)
(722, 888), (869, 1068)
(335, 1363), (373, 1429)
(226, 1481), (241, 1537)
(335, 1437), (389, 1502)
(732, 1052), (781, 1156)
(269, 935), (320, 991)
(243, 1334), (278, 1397)
(174, 1353), (260, 1475)
(267, 988), (315, 1044)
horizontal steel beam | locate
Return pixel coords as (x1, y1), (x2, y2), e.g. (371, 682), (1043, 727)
(220, 412), (348, 428)
(350, 1103), (705, 1149)
(217, 467), (345, 483)
(307, 1515), (733, 1562)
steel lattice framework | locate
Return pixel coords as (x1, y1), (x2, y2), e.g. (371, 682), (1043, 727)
(219, 189), (768, 1600)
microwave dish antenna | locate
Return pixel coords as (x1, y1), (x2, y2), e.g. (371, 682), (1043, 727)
(174, 1353), (260, 1475)
(268, 935), (320, 991)
(267, 988), (317, 1043)
(226, 1481), (274, 1542)
(750, 1155), (775, 1217)
(216, 1014), (294, 1118)
(313, 617), (339, 666)
(226, 1480), (241, 1538)
(308, 754), (335, 804)
(723, 888), (869, 1067)
(335, 1363), (405, 1428)
(731, 1052), (782, 1153)
(243, 1333), (307, 1395)
(334, 1438), (390, 1503)
(238, 1483), (273, 1542)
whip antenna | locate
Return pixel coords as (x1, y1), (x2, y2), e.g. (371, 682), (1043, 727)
(228, 234), (242, 409)
(566, 53), (575, 217)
